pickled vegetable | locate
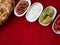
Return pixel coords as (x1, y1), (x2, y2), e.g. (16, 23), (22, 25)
(42, 16), (52, 24)
(40, 7), (54, 24)
(48, 9), (54, 17)
(40, 12), (47, 21)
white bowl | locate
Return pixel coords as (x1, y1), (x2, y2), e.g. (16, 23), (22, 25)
(39, 6), (57, 26)
(26, 2), (43, 22)
(52, 15), (60, 34)
(14, 0), (31, 17)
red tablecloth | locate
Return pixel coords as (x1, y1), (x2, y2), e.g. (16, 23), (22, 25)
(0, 0), (60, 45)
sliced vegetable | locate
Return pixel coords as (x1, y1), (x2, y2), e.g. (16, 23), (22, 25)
(40, 7), (54, 24)
(47, 8), (54, 17)
(40, 12), (47, 21)
(42, 16), (52, 24)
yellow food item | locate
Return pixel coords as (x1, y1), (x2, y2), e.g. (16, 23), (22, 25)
(48, 9), (54, 17)
(42, 16), (52, 24)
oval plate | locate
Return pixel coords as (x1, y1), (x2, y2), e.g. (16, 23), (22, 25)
(26, 2), (43, 22)
(52, 15), (60, 34)
(39, 6), (57, 26)
(14, 0), (31, 17)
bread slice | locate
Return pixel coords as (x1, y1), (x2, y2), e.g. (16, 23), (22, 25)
(0, 0), (15, 25)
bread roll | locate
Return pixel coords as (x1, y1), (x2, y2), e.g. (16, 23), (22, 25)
(0, 0), (15, 25)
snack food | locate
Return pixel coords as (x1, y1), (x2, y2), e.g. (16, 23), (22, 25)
(42, 16), (52, 24)
(54, 16), (60, 30)
(14, 0), (31, 17)
(40, 7), (54, 24)
(52, 15), (60, 34)
(0, 0), (15, 25)
(39, 6), (57, 26)
(40, 12), (47, 22)
(47, 8), (54, 17)
(16, 1), (29, 15)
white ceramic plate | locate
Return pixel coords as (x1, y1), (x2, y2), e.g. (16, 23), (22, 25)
(39, 6), (57, 26)
(14, 0), (31, 17)
(26, 2), (43, 22)
(52, 15), (60, 34)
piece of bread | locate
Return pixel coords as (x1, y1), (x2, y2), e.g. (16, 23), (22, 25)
(0, 0), (15, 25)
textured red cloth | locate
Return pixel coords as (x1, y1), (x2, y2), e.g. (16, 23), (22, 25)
(0, 0), (60, 45)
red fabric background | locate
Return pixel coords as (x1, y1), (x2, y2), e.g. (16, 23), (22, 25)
(0, 0), (60, 45)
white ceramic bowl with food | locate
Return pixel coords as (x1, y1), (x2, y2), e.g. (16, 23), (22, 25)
(39, 6), (57, 26)
(26, 2), (43, 22)
(14, 0), (31, 17)
(52, 15), (60, 34)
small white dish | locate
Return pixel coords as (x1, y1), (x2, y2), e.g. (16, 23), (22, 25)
(14, 0), (31, 17)
(52, 15), (60, 34)
(39, 6), (57, 26)
(26, 2), (43, 22)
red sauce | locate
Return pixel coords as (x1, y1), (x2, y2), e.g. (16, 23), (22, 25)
(16, 1), (29, 15)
